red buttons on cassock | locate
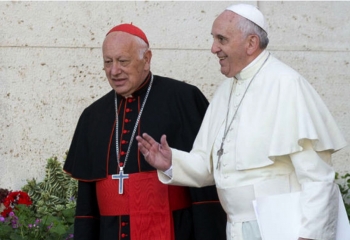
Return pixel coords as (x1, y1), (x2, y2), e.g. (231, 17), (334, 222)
(120, 151), (126, 156)
(121, 233), (128, 238)
(124, 119), (131, 123)
(123, 130), (129, 134)
(127, 98), (134, 103)
(121, 222), (128, 227)
(125, 108), (132, 113)
(119, 162), (124, 167)
(121, 140), (128, 144)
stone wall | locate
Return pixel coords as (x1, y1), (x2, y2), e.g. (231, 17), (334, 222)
(1, 1), (349, 190)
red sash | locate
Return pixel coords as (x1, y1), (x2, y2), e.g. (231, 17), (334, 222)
(96, 171), (191, 240)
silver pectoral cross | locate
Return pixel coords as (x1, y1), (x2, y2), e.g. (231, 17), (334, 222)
(112, 167), (129, 194)
(216, 142), (224, 169)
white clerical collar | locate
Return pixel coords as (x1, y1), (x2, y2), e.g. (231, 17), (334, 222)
(235, 50), (269, 80)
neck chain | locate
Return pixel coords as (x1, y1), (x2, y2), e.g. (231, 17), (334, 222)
(114, 74), (154, 172)
(216, 54), (270, 169)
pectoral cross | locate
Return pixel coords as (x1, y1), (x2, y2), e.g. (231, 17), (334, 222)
(112, 167), (129, 194)
(216, 142), (224, 169)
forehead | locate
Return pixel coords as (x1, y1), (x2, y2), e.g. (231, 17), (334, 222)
(211, 11), (239, 37)
(102, 32), (138, 56)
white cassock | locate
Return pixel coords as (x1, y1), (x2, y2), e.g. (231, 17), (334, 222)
(158, 50), (347, 240)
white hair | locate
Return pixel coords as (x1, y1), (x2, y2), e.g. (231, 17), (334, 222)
(133, 36), (150, 59)
(236, 15), (269, 49)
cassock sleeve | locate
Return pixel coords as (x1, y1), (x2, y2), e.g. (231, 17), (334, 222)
(64, 109), (91, 179)
(290, 139), (339, 239)
(73, 181), (100, 240)
(189, 186), (227, 240)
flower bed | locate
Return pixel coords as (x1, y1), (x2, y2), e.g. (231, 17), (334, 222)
(0, 156), (77, 240)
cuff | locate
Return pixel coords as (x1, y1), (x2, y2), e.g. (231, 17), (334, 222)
(162, 166), (173, 178)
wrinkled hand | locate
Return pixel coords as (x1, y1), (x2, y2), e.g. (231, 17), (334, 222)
(136, 133), (172, 171)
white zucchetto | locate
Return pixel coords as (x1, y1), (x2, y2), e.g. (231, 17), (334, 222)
(226, 4), (268, 34)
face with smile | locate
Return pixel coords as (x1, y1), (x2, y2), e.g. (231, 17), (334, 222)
(102, 31), (151, 97)
(211, 11), (251, 78)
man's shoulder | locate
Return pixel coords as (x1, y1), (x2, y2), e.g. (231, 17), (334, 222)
(153, 75), (201, 91)
(266, 55), (301, 78)
(83, 90), (114, 113)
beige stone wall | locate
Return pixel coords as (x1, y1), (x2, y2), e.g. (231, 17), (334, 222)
(1, 1), (349, 190)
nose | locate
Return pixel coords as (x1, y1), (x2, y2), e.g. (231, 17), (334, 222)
(111, 61), (122, 76)
(211, 41), (219, 54)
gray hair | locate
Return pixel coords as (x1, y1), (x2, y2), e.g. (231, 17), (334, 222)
(236, 15), (269, 49)
(133, 36), (150, 59)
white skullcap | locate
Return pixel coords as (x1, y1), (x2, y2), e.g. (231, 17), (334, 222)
(226, 4), (268, 34)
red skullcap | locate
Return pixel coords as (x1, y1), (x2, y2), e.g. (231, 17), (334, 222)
(106, 23), (149, 46)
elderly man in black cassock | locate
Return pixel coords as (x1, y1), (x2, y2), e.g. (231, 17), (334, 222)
(63, 23), (226, 240)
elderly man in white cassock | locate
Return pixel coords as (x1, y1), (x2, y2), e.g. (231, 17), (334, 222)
(136, 3), (347, 240)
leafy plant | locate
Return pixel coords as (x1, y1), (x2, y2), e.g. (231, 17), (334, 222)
(0, 156), (77, 240)
(22, 156), (77, 220)
(0, 204), (73, 240)
(335, 172), (350, 221)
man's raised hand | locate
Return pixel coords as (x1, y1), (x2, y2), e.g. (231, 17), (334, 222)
(136, 133), (172, 171)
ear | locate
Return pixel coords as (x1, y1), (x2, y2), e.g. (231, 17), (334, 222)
(246, 35), (260, 55)
(144, 49), (152, 63)
(143, 49), (152, 70)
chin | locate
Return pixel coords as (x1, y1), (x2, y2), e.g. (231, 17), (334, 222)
(220, 68), (230, 77)
(221, 71), (231, 78)
(222, 70), (236, 78)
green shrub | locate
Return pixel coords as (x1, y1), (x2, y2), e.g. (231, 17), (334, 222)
(335, 172), (350, 221)
(0, 156), (77, 240)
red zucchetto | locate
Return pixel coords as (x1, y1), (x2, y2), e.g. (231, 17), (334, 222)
(106, 23), (149, 46)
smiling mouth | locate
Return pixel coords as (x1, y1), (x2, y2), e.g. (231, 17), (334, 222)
(218, 56), (227, 66)
(218, 55), (227, 62)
